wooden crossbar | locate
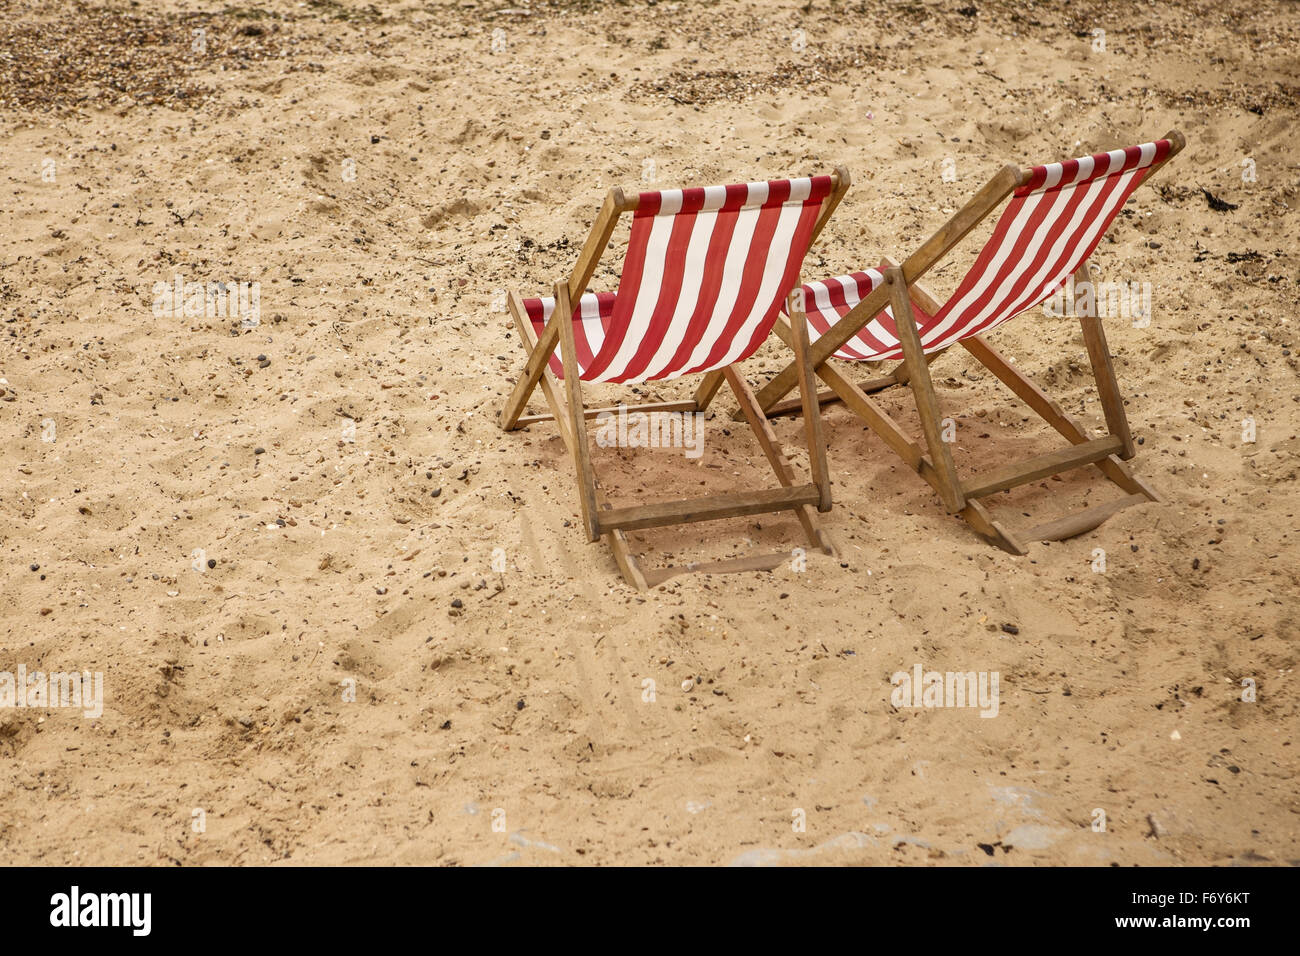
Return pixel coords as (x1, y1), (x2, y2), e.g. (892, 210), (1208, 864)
(600, 484), (821, 534)
(515, 400), (698, 428)
(961, 434), (1124, 500)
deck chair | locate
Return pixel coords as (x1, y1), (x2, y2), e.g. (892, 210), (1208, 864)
(500, 170), (850, 588)
(738, 133), (1184, 554)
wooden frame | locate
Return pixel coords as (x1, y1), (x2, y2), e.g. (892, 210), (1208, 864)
(499, 170), (849, 588)
(735, 133), (1185, 553)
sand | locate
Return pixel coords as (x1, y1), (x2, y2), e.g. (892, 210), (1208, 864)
(0, 0), (1296, 866)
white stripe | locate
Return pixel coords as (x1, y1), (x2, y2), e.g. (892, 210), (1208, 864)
(744, 181), (769, 208)
(579, 294), (607, 359)
(829, 274), (875, 359)
(811, 279), (835, 319)
(537, 294), (608, 374)
(922, 186), (1054, 344)
(643, 178), (817, 217)
(657, 190), (683, 216)
(700, 185), (727, 211)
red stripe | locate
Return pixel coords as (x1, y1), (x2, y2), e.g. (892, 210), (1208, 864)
(932, 173), (1081, 339)
(570, 293), (616, 372)
(817, 277), (873, 360)
(945, 178), (1087, 336)
(544, 175), (842, 382)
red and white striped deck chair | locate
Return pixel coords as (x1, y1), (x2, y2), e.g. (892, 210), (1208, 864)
(748, 132), (1184, 554)
(500, 169), (850, 588)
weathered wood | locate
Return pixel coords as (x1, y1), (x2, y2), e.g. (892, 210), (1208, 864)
(890, 269), (965, 513)
(1024, 493), (1148, 543)
(788, 289), (832, 512)
(754, 281), (890, 413)
(501, 310), (562, 432)
(693, 368), (727, 412)
(725, 367), (796, 484)
(754, 165), (1019, 415)
(516, 399), (698, 428)
(601, 485), (821, 533)
(641, 551), (793, 589)
(1075, 261), (1135, 459)
(724, 366), (833, 554)
(815, 362), (926, 471)
(511, 292), (645, 586)
(898, 164), (1023, 286)
(507, 292), (576, 452)
(962, 435), (1124, 499)
(962, 498), (1028, 555)
(601, 503), (649, 590)
(553, 280), (601, 542)
(808, 165), (851, 247)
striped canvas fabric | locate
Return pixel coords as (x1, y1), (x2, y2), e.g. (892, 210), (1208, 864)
(524, 176), (834, 383)
(788, 140), (1170, 363)
(793, 268), (933, 362)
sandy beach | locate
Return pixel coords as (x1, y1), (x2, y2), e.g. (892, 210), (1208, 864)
(0, 0), (1296, 865)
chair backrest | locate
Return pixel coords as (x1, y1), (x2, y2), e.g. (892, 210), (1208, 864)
(922, 138), (1174, 351)
(574, 176), (835, 384)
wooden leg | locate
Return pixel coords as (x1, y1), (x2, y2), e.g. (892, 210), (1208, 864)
(1074, 261), (1136, 459)
(601, 503), (649, 590)
(952, 330), (1157, 544)
(501, 298), (560, 431)
(692, 368), (726, 412)
(509, 293), (647, 585)
(516, 399), (697, 429)
(962, 498), (1028, 555)
(889, 269), (965, 513)
(506, 292), (576, 453)
(552, 281), (600, 543)
(787, 291), (832, 512)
